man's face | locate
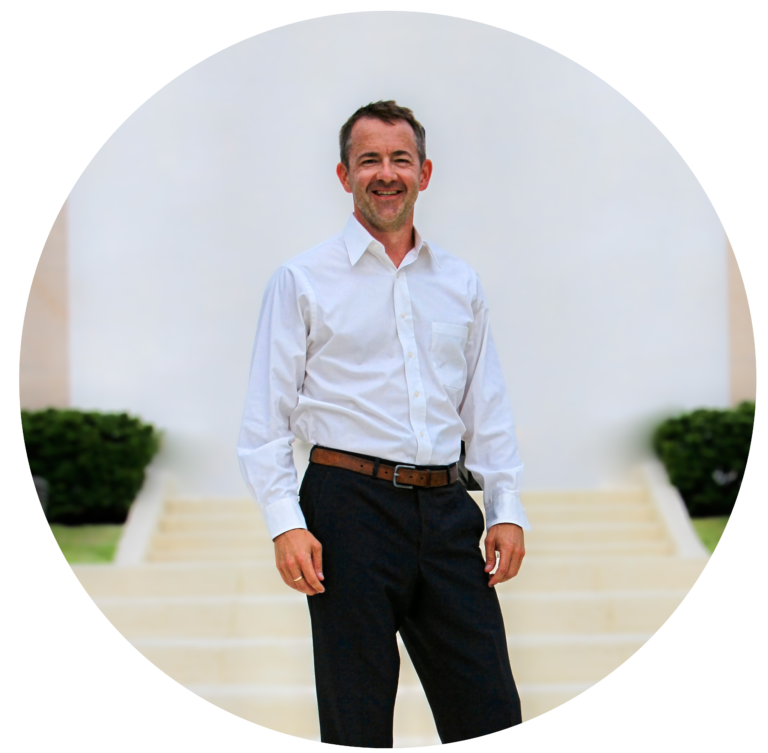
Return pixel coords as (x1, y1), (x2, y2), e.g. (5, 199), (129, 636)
(337, 117), (432, 233)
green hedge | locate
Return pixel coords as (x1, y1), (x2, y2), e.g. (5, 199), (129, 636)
(653, 401), (755, 518)
(22, 409), (160, 525)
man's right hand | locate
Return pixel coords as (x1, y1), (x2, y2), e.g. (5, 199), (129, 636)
(273, 528), (325, 595)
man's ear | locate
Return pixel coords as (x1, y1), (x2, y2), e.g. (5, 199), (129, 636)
(419, 159), (433, 192)
(336, 162), (353, 194)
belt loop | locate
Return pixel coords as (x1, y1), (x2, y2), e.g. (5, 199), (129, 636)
(309, 445), (317, 463)
(372, 458), (381, 478)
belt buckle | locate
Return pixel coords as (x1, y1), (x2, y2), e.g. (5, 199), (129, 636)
(393, 464), (415, 489)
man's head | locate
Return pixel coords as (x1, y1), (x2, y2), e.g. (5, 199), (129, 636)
(337, 101), (432, 234)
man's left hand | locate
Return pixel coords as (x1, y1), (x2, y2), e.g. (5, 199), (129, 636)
(484, 523), (525, 587)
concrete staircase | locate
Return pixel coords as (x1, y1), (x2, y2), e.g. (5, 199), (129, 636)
(73, 488), (708, 746)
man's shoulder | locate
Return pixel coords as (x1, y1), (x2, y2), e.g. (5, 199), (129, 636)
(425, 240), (481, 283)
(282, 232), (347, 274)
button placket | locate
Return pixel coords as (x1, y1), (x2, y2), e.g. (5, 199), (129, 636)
(393, 269), (431, 464)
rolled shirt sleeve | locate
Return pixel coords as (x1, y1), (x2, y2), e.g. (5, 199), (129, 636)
(460, 277), (530, 532)
(237, 266), (310, 540)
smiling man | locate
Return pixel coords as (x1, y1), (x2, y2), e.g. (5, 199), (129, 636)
(238, 100), (530, 747)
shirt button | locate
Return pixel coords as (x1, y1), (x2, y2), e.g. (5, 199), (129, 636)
(401, 313), (406, 318)
(408, 352), (413, 358)
(420, 431), (424, 437)
(414, 391), (419, 397)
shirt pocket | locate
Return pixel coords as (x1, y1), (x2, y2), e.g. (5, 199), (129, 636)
(430, 322), (469, 390)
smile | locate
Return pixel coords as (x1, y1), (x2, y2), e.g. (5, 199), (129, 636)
(372, 190), (402, 196)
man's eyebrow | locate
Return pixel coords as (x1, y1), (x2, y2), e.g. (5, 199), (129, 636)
(356, 149), (415, 161)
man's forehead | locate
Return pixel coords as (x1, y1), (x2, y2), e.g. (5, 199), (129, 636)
(348, 117), (418, 154)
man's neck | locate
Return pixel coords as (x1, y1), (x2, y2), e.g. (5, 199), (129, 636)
(353, 208), (415, 268)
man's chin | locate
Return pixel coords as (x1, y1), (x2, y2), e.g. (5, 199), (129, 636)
(359, 208), (409, 233)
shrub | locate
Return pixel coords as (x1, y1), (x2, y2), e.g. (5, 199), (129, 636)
(652, 401), (755, 517)
(21, 409), (160, 525)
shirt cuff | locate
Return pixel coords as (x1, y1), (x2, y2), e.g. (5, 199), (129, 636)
(261, 496), (307, 540)
(484, 491), (531, 532)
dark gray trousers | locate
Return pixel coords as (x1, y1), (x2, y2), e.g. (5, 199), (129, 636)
(298, 457), (522, 747)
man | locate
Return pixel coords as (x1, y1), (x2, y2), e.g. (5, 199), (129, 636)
(238, 100), (530, 747)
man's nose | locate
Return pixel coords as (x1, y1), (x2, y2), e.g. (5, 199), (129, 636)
(378, 159), (397, 181)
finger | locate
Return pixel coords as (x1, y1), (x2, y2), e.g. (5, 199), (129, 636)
(276, 565), (293, 588)
(287, 565), (320, 595)
(298, 554), (325, 594)
(505, 546), (525, 580)
(488, 546), (511, 587)
(275, 555), (295, 589)
(312, 541), (324, 581)
(294, 577), (319, 596)
(484, 534), (497, 573)
(281, 555), (318, 595)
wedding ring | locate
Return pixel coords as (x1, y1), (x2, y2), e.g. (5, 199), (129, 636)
(293, 575), (304, 582)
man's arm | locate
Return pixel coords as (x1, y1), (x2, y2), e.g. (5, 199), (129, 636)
(237, 266), (325, 595)
(460, 275), (530, 586)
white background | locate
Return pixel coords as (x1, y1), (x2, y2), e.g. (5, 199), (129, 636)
(66, 12), (728, 496)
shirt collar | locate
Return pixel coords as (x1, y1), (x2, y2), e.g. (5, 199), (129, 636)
(342, 213), (441, 269)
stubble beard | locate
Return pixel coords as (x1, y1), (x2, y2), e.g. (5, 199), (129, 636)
(354, 183), (418, 233)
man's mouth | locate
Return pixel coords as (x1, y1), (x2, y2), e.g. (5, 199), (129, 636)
(372, 189), (403, 196)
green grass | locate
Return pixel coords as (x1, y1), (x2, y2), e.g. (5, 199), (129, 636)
(691, 516), (729, 554)
(50, 524), (123, 564)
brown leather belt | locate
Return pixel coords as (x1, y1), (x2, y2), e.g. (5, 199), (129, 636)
(310, 446), (459, 489)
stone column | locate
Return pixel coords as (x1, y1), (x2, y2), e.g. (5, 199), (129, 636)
(728, 239), (756, 405)
(19, 203), (70, 409)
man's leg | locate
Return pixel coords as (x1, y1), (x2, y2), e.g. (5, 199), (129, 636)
(299, 463), (420, 747)
(399, 483), (523, 743)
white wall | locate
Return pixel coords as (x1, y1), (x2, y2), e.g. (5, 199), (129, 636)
(67, 12), (728, 496)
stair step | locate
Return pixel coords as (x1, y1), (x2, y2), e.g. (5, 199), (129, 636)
(72, 557), (707, 598)
(518, 490), (648, 506)
(525, 503), (654, 524)
(147, 521), (668, 557)
(165, 499), (256, 516)
(158, 514), (267, 534)
(525, 541), (673, 556)
(157, 504), (657, 532)
(149, 533), (272, 551)
(145, 541), (676, 562)
(161, 490), (649, 519)
(187, 680), (593, 739)
(95, 594), (312, 638)
(146, 549), (273, 563)
(130, 633), (648, 687)
(93, 590), (687, 639)
(526, 522), (666, 543)
(153, 514), (665, 549)
(501, 591), (685, 633)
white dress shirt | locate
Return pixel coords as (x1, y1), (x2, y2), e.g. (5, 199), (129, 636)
(238, 214), (530, 540)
